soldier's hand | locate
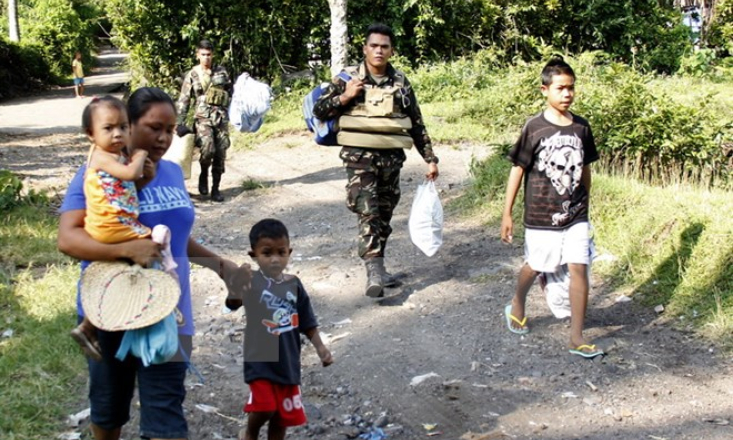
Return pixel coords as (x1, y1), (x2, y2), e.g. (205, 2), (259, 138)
(176, 125), (192, 138)
(426, 163), (439, 181)
(342, 78), (364, 102)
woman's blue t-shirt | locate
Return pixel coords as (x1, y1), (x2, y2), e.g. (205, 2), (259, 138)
(60, 160), (197, 336)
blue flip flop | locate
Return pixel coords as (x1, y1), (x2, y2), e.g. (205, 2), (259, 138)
(504, 304), (529, 335)
(569, 344), (605, 359)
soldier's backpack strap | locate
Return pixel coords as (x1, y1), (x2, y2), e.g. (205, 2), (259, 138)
(392, 69), (411, 111)
(341, 65), (361, 83)
(392, 69), (406, 89)
(192, 66), (210, 92)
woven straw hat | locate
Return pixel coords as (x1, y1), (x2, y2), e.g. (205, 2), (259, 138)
(81, 261), (180, 331)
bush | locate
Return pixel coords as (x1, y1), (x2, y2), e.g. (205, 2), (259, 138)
(708, 0), (733, 54)
(0, 39), (55, 100)
(570, 54), (732, 188)
(414, 51), (731, 189)
(0, 171), (48, 211)
(19, 0), (98, 80)
(678, 49), (718, 77)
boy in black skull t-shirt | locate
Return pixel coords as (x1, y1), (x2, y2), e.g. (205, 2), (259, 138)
(226, 219), (333, 440)
(501, 57), (604, 359)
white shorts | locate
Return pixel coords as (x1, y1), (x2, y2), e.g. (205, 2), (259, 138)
(524, 222), (590, 273)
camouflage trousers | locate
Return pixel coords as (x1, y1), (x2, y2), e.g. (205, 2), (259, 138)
(345, 164), (401, 260)
(194, 119), (230, 175)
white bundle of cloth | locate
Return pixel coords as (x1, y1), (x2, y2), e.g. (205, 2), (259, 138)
(228, 72), (273, 133)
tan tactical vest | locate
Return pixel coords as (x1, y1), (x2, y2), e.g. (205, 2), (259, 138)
(193, 66), (230, 107)
(337, 65), (413, 149)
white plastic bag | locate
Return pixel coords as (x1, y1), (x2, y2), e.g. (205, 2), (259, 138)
(228, 72), (273, 132)
(409, 180), (443, 257)
(542, 233), (595, 319)
(162, 134), (195, 180)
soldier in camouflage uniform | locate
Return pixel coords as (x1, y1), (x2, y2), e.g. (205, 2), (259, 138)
(313, 23), (439, 297)
(176, 40), (232, 202)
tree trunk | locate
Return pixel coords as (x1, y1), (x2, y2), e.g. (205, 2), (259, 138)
(8, 0), (20, 42)
(328, 0), (348, 77)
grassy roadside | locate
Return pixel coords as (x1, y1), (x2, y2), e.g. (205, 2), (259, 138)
(1, 203), (85, 439)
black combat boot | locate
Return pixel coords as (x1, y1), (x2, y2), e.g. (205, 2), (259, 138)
(374, 257), (401, 287)
(198, 165), (210, 196)
(364, 259), (384, 297)
(210, 172), (224, 202)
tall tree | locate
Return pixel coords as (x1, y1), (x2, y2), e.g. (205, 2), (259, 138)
(328, 0), (348, 76)
(8, 0), (20, 42)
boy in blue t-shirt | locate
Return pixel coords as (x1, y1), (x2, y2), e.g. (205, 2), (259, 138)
(501, 57), (604, 359)
(226, 219), (333, 440)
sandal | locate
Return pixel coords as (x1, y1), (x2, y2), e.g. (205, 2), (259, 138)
(569, 344), (605, 359)
(70, 327), (103, 361)
(504, 304), (529, 335)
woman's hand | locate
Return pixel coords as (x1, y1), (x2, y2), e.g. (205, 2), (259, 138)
(59, 209), (161, 265)
(122, 238), (163, 267)
(221, 260), (251, 291)
(222, 261), (252, 310)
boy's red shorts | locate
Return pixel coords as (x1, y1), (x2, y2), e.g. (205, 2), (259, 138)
(244, 380), (307, 427)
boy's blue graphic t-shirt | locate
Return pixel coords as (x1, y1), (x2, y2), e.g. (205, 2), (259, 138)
(60, 160), (196, 335)
(243, 271), (318, 385)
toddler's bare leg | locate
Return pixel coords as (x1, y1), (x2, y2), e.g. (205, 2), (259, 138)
(244, 412), (274, 440)
(266, 413), (286, 440)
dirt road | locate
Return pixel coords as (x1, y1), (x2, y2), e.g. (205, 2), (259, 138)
(1, 54), (731, 440)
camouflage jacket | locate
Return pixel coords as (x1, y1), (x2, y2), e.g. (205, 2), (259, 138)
(312, 62), (437, 169)
(176, 65), (232, 126)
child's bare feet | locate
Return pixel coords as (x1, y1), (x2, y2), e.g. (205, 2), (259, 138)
(70, 321), (102, 361)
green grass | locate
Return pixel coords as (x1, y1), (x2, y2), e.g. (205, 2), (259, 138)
(591, 176), (733, 341)
(0, 205), (66, 267)
(1, 204), (86, 439)
(241, 178), (267, 191)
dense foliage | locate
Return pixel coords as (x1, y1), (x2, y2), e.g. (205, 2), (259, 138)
(406, 51), (732, 189)
(0, 39), (54, 100)
(106, 0), (327, 92)
(103, 0), (697, 92)
(0, 0), (102, 97)
(17, 0), (100, 78)
(0, 171), (47, 211)
(708, 0), (733, 54)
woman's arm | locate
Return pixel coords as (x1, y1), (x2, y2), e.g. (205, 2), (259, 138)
(57, 209), (162, 266)
(188, 238), (251, 297)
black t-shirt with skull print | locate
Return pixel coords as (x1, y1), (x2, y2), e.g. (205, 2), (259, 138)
(507, 111), (599, 229)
